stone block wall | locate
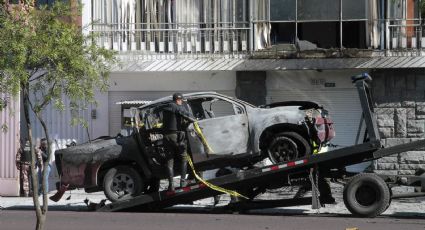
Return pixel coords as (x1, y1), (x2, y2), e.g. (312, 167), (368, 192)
(371, 69), (425, 175)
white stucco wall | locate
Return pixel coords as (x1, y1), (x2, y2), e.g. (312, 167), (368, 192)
(81, 0), (92, 35)
(109, 71), (237, 92)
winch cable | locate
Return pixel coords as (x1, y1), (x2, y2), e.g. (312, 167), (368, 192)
(185, 122), (248, 200)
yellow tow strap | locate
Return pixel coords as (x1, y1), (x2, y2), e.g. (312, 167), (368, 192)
(187, 122), (248, 199)
(193, 122), (213, 154)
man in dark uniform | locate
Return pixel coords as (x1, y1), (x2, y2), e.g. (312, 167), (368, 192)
(16, 140), (43, 197)
(162, 93), (195, 191)
(16, 140), (32, 197)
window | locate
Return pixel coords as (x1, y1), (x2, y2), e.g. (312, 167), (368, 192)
(202, 99), (235, 118)
(139, 105), (164, 131)
(188, 97), (243, 120)
(298, 0), (340, 21)
(36, 0), (58, 7)
(298, 22), (340, 49)
(342, 0), (367, 20)
(270, 0), (296, 21)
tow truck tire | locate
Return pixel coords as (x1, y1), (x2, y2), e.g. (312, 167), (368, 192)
(267, 132), (311, 164)
(103, 166), (144, 202)
(343, 173), (390, 218)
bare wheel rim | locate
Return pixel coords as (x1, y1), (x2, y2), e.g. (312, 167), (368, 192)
(269, 137), (298, 163)
(111, 173), (136, 196)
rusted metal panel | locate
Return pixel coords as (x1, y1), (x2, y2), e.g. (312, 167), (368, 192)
(0, 95), (20, 196)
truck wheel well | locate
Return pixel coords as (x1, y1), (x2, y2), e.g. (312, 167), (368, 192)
(259, 123), (310, 153)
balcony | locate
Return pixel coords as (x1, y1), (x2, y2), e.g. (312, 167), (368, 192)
(91, 23), (250, 60)
(92, 19), (425, 61)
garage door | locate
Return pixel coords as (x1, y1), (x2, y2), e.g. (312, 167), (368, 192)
(108, 90), (236, 136)
(267, 89), (362, 147)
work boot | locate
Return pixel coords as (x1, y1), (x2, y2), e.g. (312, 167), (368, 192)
(180, 154), (188, 188)
(167, 159), (175, 192)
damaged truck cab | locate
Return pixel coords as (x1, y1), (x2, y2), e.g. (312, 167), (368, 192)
(55, 92), (335, 202)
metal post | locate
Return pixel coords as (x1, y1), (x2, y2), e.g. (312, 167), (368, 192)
(380, 0), (385, 50)
(249, 0), (254, 51)
(419, 0), (423, 49)
(295, 0), (298, 44)
(355, 80), (380, 142)
(340, 0), (343, 49)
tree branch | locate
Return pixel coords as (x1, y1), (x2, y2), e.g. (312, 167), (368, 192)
(29, 70), (48, 82)
(38, 81), (57, 110)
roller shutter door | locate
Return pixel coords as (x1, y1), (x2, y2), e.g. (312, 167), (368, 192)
(266, 89), (369, 172)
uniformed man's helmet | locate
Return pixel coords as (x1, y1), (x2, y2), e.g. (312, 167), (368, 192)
(172, 93), (184, 101)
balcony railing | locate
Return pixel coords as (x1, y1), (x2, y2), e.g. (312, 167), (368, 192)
(387, 19), (423, 50)
(91, 23), (250, 59)
(91, 19), (425, 59)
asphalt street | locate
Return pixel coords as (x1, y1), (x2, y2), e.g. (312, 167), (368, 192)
(1, 183), (424, 230)
(1, 210), (425, 230)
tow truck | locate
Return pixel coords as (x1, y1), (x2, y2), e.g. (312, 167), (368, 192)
(94, 74), (425, 217)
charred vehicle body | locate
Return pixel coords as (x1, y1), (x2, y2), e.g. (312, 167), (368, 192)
(55, 92), (335, 202)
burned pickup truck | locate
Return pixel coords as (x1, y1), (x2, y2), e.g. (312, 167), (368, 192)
(55, 92), (335, 202)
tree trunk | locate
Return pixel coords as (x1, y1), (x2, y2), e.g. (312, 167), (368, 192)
(34, 111), (51, 214)
(36, 214), (46, 230)
(22, 85), (46, 230)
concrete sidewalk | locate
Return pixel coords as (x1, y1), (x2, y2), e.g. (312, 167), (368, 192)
(1, 183), (425, 217)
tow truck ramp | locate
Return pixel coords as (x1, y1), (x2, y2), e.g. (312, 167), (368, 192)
(98, 139), (425, 215)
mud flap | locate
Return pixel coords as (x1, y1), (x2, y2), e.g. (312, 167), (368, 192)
(49, 184), (69, 202)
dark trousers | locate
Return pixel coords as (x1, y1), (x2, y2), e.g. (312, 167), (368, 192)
(163, 131), (188, 190)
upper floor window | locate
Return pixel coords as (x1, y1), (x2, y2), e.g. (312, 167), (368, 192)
(268, 0), (367, 22)
(36, 0), (59, 7)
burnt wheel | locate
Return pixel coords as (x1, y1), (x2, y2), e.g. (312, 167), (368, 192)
(343, 173), (390, 218)
(103, 166), (144, 202)
(267, 132), (311, 164)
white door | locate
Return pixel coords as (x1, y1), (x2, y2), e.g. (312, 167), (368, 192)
(189, 96), (249, 160)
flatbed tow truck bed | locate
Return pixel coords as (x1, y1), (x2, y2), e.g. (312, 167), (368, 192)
(97, 74), (425, 217)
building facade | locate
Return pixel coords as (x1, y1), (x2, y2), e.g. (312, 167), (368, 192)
(0, 95), (20, 196)
(3, 0), (425, 195)
(82, 0), (425, 174)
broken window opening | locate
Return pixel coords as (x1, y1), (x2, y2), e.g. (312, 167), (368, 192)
(342, 21), (367, 49)
(297, 22), (340, 49)
(270, 23), (296, 45)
